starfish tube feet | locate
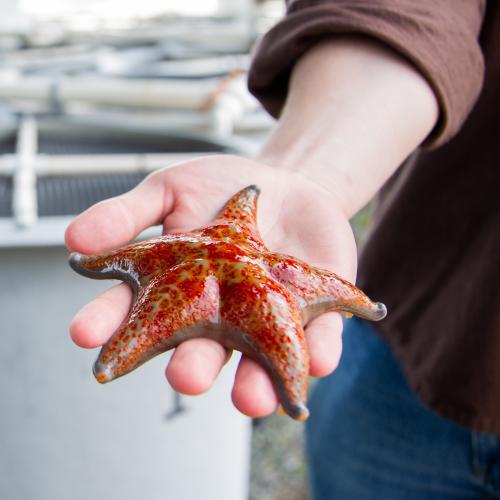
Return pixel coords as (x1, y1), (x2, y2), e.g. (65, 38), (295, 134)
(69, 185), (387, 421)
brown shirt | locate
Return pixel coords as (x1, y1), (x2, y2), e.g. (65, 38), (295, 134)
(249, 0), (500, 432)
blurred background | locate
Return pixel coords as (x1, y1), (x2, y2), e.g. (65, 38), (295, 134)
(0, 1), (372, 499)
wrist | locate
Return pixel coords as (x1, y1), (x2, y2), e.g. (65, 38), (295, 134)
(255, 150), (350, 215)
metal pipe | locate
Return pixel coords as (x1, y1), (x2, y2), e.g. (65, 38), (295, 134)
(0, 77), (224, 110)
(0, 152), (214, 176)
(12, 115), (38, 228)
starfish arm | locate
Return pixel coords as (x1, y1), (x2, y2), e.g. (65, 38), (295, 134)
(196, 185), (268, 252)
(212, 185), (264, 240)
(263, 254), (387, 325)
(214, 185), (260, 227)
(218, 266), (310, 421)
(93, 264), (220, 383)
(69, 247), (142, 290)
(68, 236), (196, 289)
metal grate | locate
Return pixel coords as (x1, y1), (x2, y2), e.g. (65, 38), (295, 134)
(0, 125), (234, 219)
(36, 131), (226, 155)
(0, 175), (13, 217)
(37, 173), (147, 216)
(0, 136), (16, 155)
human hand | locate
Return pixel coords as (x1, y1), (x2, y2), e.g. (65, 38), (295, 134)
(65, 154), (358, 418)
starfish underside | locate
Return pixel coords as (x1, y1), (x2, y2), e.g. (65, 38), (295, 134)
(69, 185), (386, 421)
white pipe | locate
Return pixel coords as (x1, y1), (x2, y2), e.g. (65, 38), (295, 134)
(209, 72), (258, 135)
(0, 45), (103, 68)
(60, 109), (211, 132)
(12, 116), (38, 228)
(67, 24), (254, 52)
(44, 108), (273, 135)
(0, 77), (224, 110)
(0, 152), (214, 176)
(115, 54), (250, 78)
(210, 93), (245, 136)
(60, 78), (214, 108)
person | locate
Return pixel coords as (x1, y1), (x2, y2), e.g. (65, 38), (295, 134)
(66, 1), (500, 497)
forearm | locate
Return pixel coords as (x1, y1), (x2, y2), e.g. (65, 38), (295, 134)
(257, 36), (439, 217)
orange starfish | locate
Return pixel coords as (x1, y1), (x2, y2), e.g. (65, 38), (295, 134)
(69, 186), (386, 420)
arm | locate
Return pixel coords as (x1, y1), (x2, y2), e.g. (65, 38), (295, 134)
(258, 36), (438, 217)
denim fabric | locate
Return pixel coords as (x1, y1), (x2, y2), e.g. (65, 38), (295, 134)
(305, 318), (500, 499)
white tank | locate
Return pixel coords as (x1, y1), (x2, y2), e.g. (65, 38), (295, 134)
(0, 244), (251, 500)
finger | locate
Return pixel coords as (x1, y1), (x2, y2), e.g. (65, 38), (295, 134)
(231, 357), (278, 418)
(305, 312), (344, 377)
(70, 283), (132, 348)
(165, 338), (228, 395)
(65, 171), (173, 254)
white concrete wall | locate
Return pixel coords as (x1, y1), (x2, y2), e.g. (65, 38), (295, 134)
(0, 246), (251, 500)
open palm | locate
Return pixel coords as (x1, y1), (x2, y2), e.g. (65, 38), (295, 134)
(65, 155), (357, 418)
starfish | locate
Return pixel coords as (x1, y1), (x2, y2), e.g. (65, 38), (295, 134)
(69, 186), (386, 421)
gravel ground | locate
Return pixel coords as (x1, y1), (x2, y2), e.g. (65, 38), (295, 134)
(248, 207), (374, 500)
(249, 413), (309, 500)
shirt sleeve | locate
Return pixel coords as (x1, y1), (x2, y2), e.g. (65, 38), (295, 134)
(248, 0), (486, 147)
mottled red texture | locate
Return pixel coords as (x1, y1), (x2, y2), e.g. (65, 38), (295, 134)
(69, 185), (386, 420)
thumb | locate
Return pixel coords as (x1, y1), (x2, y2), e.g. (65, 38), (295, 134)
(65, 171), (173, 254)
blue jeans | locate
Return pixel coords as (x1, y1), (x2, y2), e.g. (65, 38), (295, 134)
(306, 318), (500, 499)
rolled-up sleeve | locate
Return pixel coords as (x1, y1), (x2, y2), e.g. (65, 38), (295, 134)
(248, 0), (486, 146)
